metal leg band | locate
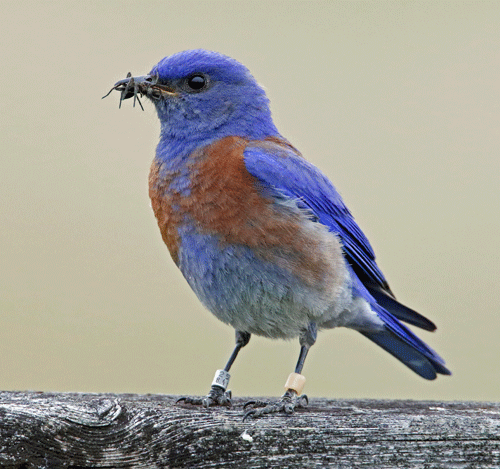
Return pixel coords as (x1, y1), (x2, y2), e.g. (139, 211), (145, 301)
(211, 369), (230, 391)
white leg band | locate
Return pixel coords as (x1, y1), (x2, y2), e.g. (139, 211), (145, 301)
(212, 369), (230, 390)
(284, 372), (306, 395)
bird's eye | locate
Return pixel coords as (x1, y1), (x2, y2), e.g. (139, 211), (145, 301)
(186, 74), (207, 91)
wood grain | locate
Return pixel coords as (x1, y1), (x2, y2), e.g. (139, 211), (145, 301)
(0, 391), (498, 468)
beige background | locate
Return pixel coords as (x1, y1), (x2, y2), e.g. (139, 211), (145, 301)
(0, 1), (499, 403)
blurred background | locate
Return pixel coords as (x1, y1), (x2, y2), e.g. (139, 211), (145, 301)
(0, 1), (498, 402)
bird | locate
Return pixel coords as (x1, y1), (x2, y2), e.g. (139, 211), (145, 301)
(103, 49), (451, 419)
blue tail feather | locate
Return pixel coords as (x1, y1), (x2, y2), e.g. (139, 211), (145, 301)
(361, 329), (451, 380)
(367, 287), (437, 332)
(362, 303), (451, 379)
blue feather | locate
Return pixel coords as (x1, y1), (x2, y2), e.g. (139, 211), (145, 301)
(244, 141), (451, 378)
(244, 142), (388, 289)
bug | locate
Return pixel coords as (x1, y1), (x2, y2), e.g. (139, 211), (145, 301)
(102, 72), (174, 110)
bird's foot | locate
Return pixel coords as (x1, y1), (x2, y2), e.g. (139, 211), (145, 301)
(243, 389), (308, 421)
(177, 384), (233, 408)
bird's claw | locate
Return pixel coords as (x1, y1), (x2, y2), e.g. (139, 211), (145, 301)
(176, 385), (232, 408)
(243, 399), (266, 410)
(242, 391), (308, 421)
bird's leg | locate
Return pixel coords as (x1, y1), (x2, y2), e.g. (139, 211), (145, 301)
(177, 330), (250, 407)
(243, 322), (317, 420)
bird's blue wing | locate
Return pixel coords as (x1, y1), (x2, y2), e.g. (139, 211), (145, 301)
(244, 139), (389, 292)
(244, 140), (450, 378)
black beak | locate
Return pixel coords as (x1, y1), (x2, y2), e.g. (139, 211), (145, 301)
(102, 72), (176, 110)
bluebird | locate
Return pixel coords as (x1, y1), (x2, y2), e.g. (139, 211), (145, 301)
(104, 49), (451, 419)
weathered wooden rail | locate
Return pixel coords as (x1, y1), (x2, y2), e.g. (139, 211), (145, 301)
(0, 391), (498, 468)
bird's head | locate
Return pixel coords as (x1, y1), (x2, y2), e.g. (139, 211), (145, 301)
(104, 49), (278, 144)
